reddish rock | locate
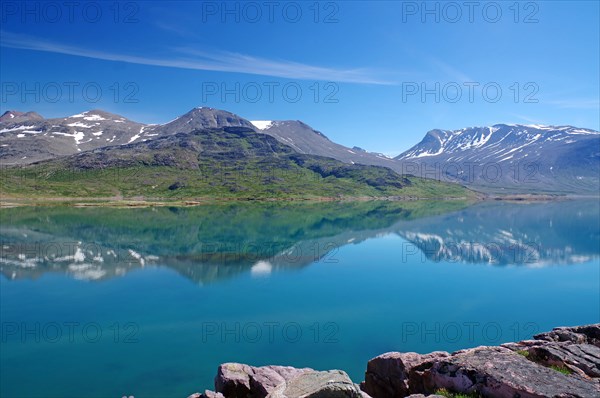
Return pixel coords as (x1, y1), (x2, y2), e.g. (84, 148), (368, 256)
(534, 324), (600, 347)
(362, 351), (449, 397)
(421, 346), (599, 398)
(215, 363), (312, 398)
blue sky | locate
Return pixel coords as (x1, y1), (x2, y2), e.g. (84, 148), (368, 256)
(1, 0), (598, 155)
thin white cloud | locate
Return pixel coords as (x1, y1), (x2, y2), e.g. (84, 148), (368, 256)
(0, 30), (393, 85)
(429, 58), (474, 82)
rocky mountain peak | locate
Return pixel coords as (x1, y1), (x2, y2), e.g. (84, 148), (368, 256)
(166, 107), (255, 129)
(0, 110), (24, 121)
(0, 110), (43, 123)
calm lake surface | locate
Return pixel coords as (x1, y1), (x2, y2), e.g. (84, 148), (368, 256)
(1, 200), (599, 398)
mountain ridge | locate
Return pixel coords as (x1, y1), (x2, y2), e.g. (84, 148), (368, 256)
(396, 123), (599, 161)
(1, 125), (473, 200)
(394, 123), (599, 194)
(1, 107), (598, 194)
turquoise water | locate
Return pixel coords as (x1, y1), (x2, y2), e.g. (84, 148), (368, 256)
(1, 200), (599, 398)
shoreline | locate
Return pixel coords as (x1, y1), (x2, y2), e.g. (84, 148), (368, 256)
(2, 193), (596, 207)
(0, 195), (475, 207)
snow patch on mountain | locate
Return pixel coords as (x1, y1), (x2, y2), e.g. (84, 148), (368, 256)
(410, 147), (445, 158)
(67, 122), (93, 128)
(0, 125), (37, 133)
(83, 114), (107, 121)
(52, 131), (86, 146)
(250, 120), (273, 130)
(128, 126), (144, 144)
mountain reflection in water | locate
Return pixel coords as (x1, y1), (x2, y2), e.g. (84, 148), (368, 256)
(1, 200), (598, 283)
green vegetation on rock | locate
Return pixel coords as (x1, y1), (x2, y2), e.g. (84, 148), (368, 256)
(436, 388), (481, 398)
(549, 365), (573, 375)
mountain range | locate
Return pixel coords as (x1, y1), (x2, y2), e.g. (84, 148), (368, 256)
(1, 107), (598, 195)
(0, 108), (469, 200)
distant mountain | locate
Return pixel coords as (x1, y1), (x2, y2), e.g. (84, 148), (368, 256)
(0, 110), (144, 164)
(395, 124), (600, 194)
(249, 120), (396, 168)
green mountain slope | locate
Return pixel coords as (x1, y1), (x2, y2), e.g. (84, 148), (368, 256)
(0, 127), (474, 200)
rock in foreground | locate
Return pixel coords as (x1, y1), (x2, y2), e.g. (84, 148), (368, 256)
(363, 351), (449, 397)
(190, 324), (600, 398)
(363, 324), (600, 398)
(214, 363), (313, 397)
(502, 325), (600, 379)
(197, 363), (363, 398)
(423, 346), (597, 397)
(267, 370), (363, 398)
